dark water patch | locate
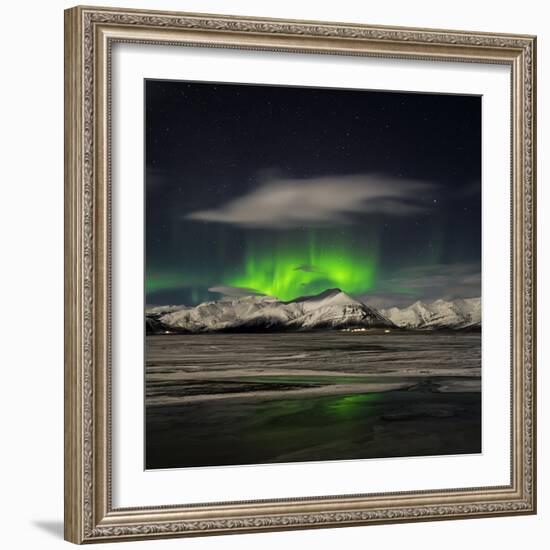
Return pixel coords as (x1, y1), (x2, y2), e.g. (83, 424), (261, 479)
(147, 379), (319, 398)
(300, 343), (390, 352)
(146, 390), (481, 469)
(233, 375), (398, 385)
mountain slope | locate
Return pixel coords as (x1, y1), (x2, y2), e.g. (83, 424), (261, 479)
(149, 289), (394, 333)
(381, 297), (481, 330)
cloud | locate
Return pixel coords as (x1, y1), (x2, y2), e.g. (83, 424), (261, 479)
(186, 174), (435, 228)
(293, 264), (326, 274)
(360, 292), (417, 310)
(208, 285), (264, 297)
(359, 262), (481, 309)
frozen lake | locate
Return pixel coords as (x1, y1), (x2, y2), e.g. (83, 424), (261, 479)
(145, 330), (481, 469)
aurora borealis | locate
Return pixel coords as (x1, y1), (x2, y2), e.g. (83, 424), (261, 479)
(227, 232), (378, 301)
(145, 229), (378, 302)
(145, 80), (481, 307)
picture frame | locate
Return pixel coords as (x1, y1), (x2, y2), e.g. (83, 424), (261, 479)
(64, 5), (537, 544)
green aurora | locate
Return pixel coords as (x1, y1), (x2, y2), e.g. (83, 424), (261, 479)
(146, 230), (381, 303)
(227, 237), (378, 301)
(144, 224), (453, 304)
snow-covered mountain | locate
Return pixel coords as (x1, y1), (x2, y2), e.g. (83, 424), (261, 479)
(381, 298), (481, 330)
(146, 289), (394, 333)
(145, 304), (186, 315)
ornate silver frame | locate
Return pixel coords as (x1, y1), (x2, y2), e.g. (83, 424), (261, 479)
(64, 5), (537, 544)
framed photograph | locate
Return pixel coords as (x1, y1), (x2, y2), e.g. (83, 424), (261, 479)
(64, 5), (537, 544)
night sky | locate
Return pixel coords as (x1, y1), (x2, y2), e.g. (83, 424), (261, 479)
(145, 79), (481, 308)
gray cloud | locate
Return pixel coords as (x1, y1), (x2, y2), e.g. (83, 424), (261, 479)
(208, 285), (264, 298)
(359, 292), (418, 310)
(293, 264), (326, 274)
(359, 262), (481, 309)
(186, 174), (435, 228)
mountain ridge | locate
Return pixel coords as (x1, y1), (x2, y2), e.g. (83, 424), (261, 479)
(381, 297), (481, 330)
(146, 290), (481, 334)
(146, 289), (394, 334)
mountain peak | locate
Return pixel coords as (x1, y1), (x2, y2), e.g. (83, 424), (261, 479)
(323, 287), (343, 295)
(286, 288), (344, 304)
(151, 287), (393, 333)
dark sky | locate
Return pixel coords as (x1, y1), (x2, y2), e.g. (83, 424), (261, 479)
(145, 79), (481, 308)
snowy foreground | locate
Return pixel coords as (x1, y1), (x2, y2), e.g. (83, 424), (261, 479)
(145, 330), (481, 468)
(146, 331), (481, 406)
(146, 289), (480, 334)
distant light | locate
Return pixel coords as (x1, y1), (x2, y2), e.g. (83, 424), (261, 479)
(384, 329), (391, 333)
